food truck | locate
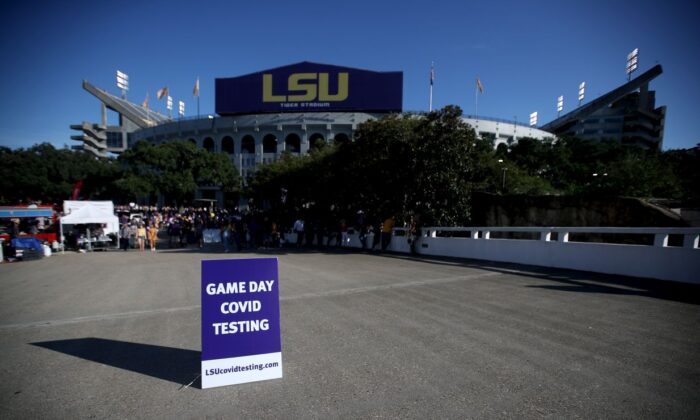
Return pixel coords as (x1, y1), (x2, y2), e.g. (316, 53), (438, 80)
(0, 204), (58, 243)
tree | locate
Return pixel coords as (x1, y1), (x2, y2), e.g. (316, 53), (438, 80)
(339, 112), (417, 220)
(240, 108), (700, 228)
(409, 106), (477, 225)
(116, 140), (240, 204)
(662, 146), (700, 203)
(0, 143), (118, 204)
(248, 106), (479, 226)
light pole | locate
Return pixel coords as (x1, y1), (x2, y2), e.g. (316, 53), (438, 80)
(498, 159), (508, 192)
(167, 96), (173, 118)
(557, 95), (563, 117)
(116, 70), (129, 99)
(626, 48), (639, 81)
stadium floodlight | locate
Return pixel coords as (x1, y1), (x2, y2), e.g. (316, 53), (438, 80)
(626, 48), (639, 80)
(557, 95), (564, 116)
(578, 82), (585, 106)
(116, 70), (129, 98)
(178, 100), (185, 117)
(529, 111), (538, 127)
(166, 96), (173, 118)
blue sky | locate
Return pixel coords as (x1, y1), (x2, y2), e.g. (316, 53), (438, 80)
(1, 0), (698, 150)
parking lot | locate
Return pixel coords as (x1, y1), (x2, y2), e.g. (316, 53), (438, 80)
(1, 247), (699, 418)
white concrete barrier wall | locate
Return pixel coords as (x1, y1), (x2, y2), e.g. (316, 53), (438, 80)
(286, 227), (700, 285)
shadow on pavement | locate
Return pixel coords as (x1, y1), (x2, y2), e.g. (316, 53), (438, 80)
(523, 278), (700, 305)
(377, 252), (700, 305)
(31, 338), (201, 389)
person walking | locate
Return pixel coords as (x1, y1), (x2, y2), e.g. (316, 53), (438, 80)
(119, 223), (130, 251)
(408, 214), (421, 255)
(147, 221), (158, 252)
(293, 218), (304, 248)
(380, 215), (395, 251)
(137, 223), (147, 252)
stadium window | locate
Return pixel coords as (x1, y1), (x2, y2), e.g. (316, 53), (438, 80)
(263, 134), (277, 154)
(285, 133), (301, 153)
(221, 136), (234, 154)
(309, 133), (326, 150)
(241, 135), (255, 154)
(333, 133), (350, 145)
(203, 137), (215, 152)
(107, 132), (123, 148)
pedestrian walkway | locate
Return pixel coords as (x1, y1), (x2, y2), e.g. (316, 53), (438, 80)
(0, 250), (698, 418)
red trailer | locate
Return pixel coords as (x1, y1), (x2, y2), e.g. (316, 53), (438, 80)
(0, 205), (58, 243)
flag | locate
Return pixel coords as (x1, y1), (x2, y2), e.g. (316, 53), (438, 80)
(193, 77), (200, 97)
(156, 86), (169, 100)
(142, 92), (149, 109)
(71, 180), (83, 200)
(430, 64), (435, 86)
(476, 78), (484, 94)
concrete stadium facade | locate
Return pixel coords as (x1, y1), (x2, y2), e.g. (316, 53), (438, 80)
(71, 62), (555, 180)
(129, 113), (554, 177)
(128, 112), (378, 180)
(71, 61), (666, 203)
(70, 61), (557, 204)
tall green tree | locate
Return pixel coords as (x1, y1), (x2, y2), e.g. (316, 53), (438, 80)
(116, 140), (240, 204)
(409, 106), (476, 225)
(0, 143), (118, 204)
(662, 146), (700, 203)
(249, 106), (480, 226)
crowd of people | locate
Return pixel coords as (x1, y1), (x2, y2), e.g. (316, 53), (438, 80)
(113, 204), (423, 253)
(116, 205), (299, 252)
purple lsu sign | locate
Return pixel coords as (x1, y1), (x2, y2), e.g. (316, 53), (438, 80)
(201, 258), (282, 388)
(215, 61), (403, 115)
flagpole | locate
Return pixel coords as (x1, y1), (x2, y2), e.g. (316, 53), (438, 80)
(195, 76), (201, 118)
(475, 81), (479, 127)
(429, 84), (433, 112)
(475, 78), (484, 131)
(429, 62), (434, 112)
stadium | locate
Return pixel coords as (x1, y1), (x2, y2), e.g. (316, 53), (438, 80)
(71, 61), (665, 203)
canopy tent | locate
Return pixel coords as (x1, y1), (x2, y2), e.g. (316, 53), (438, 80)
(0, 207), (53, 218)
(63, 200), (114, 216)
(60, 201), (119, 250)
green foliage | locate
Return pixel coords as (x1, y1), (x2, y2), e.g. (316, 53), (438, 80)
(0, 143), (119, 204)
(248, 106), (478, 226)
(2, 114), (698, 220)
(474, 136), (695, 200)
(409, 106), (476, 225)
(247, 109), (699, 228)
(116, 140), (240, 204)
(662, 146), (700, 203)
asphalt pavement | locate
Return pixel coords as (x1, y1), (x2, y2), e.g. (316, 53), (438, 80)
(1, 245), (699, 419)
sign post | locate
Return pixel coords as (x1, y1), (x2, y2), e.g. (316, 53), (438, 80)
(201, 258), (282, 389)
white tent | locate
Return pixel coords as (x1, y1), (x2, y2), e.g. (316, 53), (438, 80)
(60, 201), (120, 249)
(63, 200), (114, 217)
